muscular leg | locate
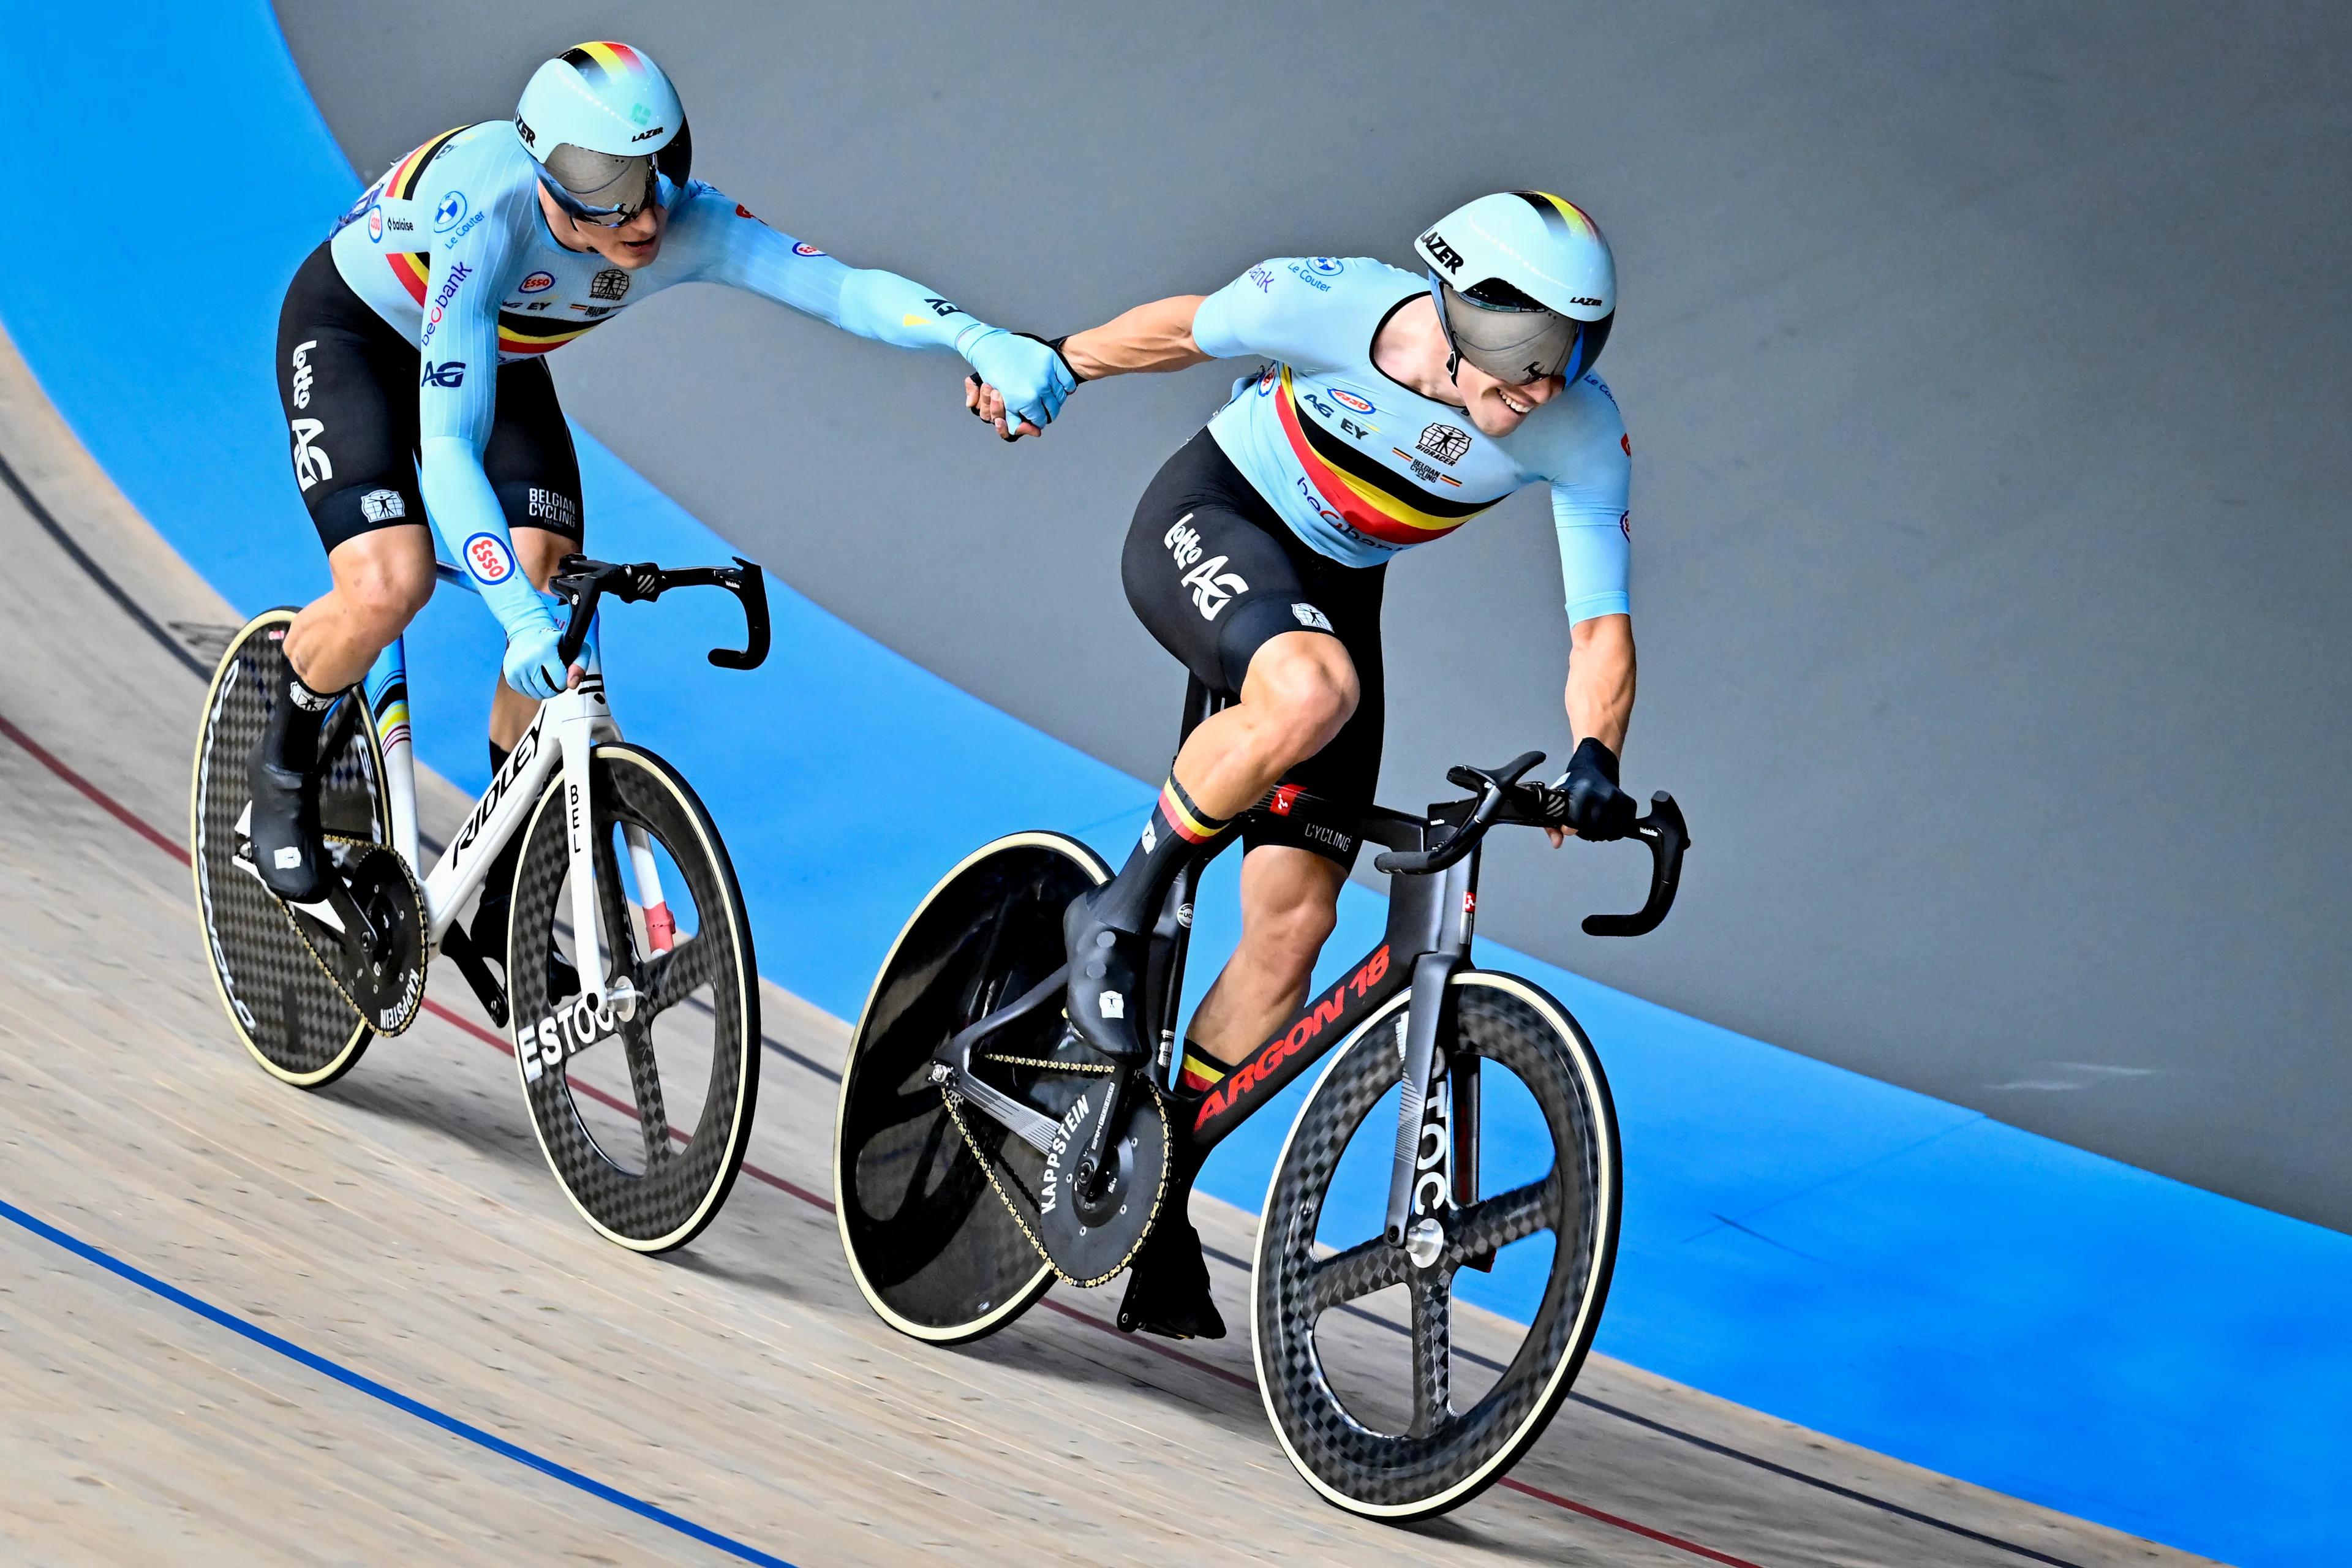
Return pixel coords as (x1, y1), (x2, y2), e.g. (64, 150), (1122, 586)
(1185, 848), (1346, 1066)
(281, 525), (437, 692)
(1168, 631), (1358, 820)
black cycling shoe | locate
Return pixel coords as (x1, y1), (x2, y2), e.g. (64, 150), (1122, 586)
(1117, 1206), (1225, 1340)
(1063, 887), (1150, 1063)
(245, 746), (330, 904)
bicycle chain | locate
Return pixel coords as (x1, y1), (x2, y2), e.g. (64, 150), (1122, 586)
(274, 832), (426, 1035)
(938, 1069), (1169, 1289)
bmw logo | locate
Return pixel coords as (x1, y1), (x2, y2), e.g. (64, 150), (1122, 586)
(1308, 257), (1345, 276)
(434, 190), (467, 231)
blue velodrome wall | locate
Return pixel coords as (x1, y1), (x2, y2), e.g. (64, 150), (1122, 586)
(6, 9), (2345, 1563)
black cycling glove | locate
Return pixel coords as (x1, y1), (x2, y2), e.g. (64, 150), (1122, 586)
(1552, 736), (1636, 842)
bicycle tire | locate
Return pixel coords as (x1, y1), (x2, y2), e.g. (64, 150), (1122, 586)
(189, 609), (391, 1087)
(508, 742), (759, 1253)
(1253, 970), (1621, 1520)
(834, 832), (1109, 1344)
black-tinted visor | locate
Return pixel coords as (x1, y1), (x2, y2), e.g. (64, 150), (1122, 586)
(1440, 277), (1581, 384)
(538, 119), (692, 225)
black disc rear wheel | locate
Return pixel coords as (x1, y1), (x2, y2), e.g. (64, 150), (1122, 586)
(1253, 971), (1621, 1520)
(189, 609), (390, 1087)
(833, 832), (1109, 1343)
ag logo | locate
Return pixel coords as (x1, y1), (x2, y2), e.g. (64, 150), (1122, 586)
(420, 360), (466, 388)
(1182, 556), (1248, 620)
(589, 268), (630, 301)
(518, 270), (556, 294)
(462, 531), (516, 584)
(1417, 423), (1472, 465)
(433, 190), (467, 231)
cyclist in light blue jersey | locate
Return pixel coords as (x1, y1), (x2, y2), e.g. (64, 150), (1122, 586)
(969, 191), (1640, 1340)
(255, 40), (1072, 951)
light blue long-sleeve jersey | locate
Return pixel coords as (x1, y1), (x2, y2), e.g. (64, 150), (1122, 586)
(1190, 256), (1632, 624)
(326, 121), (1010, 631)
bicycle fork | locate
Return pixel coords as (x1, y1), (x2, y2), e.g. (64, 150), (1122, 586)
(1382, 850), (1480, 1257)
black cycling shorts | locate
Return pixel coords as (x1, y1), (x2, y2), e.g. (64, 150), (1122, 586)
(274, 241), (584, 553)
(1122, 429), (1385, 867)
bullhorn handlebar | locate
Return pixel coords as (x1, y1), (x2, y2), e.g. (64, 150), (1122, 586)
(549, 555), (771, 673)
(1371, 748), (1689, 938)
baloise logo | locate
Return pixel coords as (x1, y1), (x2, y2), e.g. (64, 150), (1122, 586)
(420, 360), (466, 388)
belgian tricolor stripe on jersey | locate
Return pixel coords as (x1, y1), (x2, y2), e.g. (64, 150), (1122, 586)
(380, 126), (470, 304)
(386, 250), (431, 306)
(385, 126), (469, 203)
(495, 311), (600, 356)
(1272, 366), (1496, 546)
(560, 41), (644, 85)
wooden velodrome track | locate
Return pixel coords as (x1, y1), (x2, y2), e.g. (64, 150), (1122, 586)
(0, 328), (2217, 1567)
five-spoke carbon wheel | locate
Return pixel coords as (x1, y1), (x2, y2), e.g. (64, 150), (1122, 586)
(189, 609), (389, 1087)
(508, 742), (758, 1252)
(1253, 971), (1621, 1519)
(834, 832), (1109, 1343)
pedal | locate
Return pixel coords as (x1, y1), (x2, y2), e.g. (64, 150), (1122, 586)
(1034, 1077), (1169, 1287)
(277, 835), (428, 1036)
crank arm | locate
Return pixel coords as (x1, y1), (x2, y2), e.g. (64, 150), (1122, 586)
(928, 1055), (1058, 1155)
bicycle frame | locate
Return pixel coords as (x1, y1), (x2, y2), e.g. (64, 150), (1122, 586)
(355, 589), (673, 1033)
(1148, 791), (1481, 1246)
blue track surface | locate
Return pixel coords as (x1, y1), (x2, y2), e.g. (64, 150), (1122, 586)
(6, 9), (2345, 1563)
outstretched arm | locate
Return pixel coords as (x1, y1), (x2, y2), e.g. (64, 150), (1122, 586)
(964, 294), (1210, 431)
(677, 189), (1074, 434)
(1062, 295), (1213, 377)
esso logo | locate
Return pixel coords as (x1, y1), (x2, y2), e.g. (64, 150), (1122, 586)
(463, 532), (515, 584)
(791, 242), (826, 257)
(1257, 366), (1277, 396)
(366, 206), (385, 243)
(1331, 389), (1374, 415)
(519, 271), (556, 294)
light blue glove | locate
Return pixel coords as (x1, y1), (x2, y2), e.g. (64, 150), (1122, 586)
(961, 328), (1077, 432)
(501, 600), (570, 700)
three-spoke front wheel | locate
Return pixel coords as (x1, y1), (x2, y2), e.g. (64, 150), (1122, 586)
(1253, 971), (1621, 1520)
(508, 742), (759, 1253)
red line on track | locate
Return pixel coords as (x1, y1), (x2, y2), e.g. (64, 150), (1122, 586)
(0, 713), (190, 865)
(1, 711), (1765, 1568)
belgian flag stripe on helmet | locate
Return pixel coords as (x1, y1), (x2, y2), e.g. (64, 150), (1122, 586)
(1512, 190), (1595, 238)
(560, 40), (642, 86)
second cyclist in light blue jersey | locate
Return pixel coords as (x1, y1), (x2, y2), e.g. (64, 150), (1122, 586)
(252, 40), (1072, 947)
(968, 190), (1643, 1342)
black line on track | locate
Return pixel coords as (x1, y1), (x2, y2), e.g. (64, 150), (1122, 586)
(0, 445), (209, 679)
(1196, 1240), (2087, 1568)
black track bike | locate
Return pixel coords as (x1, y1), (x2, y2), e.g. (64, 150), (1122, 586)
(833, 681), (1686, 1518)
